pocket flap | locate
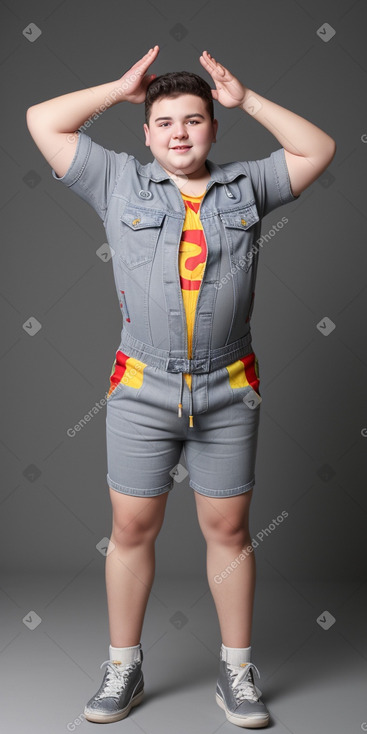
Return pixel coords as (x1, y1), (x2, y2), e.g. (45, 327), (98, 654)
(219, 202), (259, 230)
(121, 205), (165, 230)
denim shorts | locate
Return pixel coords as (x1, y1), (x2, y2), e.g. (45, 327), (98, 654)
(105, 351), (262, 499)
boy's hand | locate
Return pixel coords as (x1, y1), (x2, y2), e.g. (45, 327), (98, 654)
(117, 46), (159, 104)
(199, 51), (247, 108)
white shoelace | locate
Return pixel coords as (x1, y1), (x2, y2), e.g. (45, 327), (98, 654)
(226, 662), (262, 702)
(96, 659), (138, 699)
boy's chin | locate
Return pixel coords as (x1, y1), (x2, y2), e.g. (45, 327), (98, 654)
(156, 155), (207, 174)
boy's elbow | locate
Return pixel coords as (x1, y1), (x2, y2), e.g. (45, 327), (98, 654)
(326, 137), (337, 162)
(26, 104), (45, 123)
(26, 105), (48, 135)
(26, 105), (36, 119)
(26, 105), (38, 129)
(315, 137), (336, 171)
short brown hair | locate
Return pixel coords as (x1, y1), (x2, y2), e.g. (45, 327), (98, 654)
(145, 71), (214, 126)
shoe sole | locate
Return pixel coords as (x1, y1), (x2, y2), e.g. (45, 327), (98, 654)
(216, 692), (270, 729)
(84, 687), (144, 723)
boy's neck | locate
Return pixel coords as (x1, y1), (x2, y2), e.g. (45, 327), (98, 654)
(161, 161), (211, 197)
(179, 181), (208, 197)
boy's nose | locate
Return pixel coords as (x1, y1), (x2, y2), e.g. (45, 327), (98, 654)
(173, 124), (188, 138)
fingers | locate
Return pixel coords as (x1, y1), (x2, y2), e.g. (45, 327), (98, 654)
(200, 50), (225, 75)
(201, 50), (219, 66)
(199, 50), (213, 67)
(135, 45), (159, 70)
(142, 45), (159, 64)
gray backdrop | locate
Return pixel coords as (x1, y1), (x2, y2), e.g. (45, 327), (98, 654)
(1, 1), (366, 732)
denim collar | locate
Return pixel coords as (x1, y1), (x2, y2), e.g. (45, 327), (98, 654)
(138, 156), (247, 185)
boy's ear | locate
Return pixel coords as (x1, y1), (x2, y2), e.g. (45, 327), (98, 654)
(213, 118), (218, 143)
(143, 123), (150, 147)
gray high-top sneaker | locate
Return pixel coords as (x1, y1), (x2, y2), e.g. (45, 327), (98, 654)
(216, 659), (270, 728)
(84, 647), (144, 723)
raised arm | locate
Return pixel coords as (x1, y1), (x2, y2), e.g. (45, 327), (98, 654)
(26, 46), (160, 179)
(199, 50), (336, 198)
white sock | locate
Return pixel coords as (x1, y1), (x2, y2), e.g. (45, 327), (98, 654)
(220, 643), (252, 667)
(109, 643), (141, 665)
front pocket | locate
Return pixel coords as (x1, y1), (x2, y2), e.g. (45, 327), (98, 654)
(225, 352), (261, 401)
(219, 202), (260, 270)
(119, 204), (165, 269)
(106, 350), (148, 400)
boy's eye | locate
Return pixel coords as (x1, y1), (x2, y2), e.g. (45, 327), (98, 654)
(159, 120), (199, 127)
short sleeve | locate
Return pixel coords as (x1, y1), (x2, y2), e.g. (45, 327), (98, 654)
(51, 131), (130, 222)
(240, 147), (301, 219)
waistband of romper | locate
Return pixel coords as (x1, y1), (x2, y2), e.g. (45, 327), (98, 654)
(118, 330), (253, 374)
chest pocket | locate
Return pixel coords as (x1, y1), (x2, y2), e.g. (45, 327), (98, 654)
(120, 204), (165, 269)
(219, 202), (260, 271)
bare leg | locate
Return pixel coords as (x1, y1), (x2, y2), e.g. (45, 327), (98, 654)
(106, 487), (170, 647)
(194, 489), (255, 648)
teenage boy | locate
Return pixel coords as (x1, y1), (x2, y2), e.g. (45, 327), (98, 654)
(26, 45), (336, 728)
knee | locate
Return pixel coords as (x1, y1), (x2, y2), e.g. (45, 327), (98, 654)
(199, 513), (251, 544)
(112, 509), (163, 547)
(109, 488), (168, 547)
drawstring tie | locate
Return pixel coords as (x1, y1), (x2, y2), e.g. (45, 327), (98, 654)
(177, 372), (183, 418)
(188, 379), (194, 428)
(177, 372), (194, 428)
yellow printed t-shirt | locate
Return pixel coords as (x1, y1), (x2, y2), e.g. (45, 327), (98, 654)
(179, 191), (261, 395)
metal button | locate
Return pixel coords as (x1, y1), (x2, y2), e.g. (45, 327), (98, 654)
(139, 190), (152, 199)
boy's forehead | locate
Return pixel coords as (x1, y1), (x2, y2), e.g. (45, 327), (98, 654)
(151, 94), (208, 117)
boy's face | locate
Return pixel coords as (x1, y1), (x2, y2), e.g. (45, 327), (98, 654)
(143, 94), (218, 177)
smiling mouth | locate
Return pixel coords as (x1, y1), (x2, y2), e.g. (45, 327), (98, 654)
(171, 145), (192, 150)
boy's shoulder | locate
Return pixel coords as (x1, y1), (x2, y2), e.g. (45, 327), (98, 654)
(51, 132), (297, 221)
(66, 130), (278, 186)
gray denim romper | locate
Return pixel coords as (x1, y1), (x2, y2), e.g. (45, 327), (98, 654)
(52, 131), (300, 498)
